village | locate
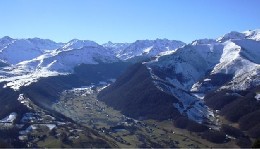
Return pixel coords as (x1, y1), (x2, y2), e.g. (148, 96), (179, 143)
(0, 93), (109, 147)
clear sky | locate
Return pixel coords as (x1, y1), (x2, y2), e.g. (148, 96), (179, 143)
(0, 0), (259, 44)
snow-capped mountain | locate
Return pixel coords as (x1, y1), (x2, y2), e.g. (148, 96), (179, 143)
(217, 29), (260, 42)
(192, 32), (260, 92)
(145, 42), (223, 122)
(0, 37), (187, 90)
(31, 46), (119, 72)
(15, 39), (118, 72)
(0, 37), (63, 64)
(117, 39), (185, 60)
(62, 39), (100, 51)
(148, 30), (260, 92)
(143, 30), (260, 122)
(0, 39), (119, 90)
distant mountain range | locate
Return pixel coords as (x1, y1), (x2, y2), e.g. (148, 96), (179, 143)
(0, 29), (259, 147)
(0, 36), (185, 90)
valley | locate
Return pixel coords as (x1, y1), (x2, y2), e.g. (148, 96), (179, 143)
(52, 85), (239, 148)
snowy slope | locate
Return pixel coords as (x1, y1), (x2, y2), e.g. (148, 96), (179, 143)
(17, 42), (119, 72)
(145, 30), (260, 123)
(0, 42), (119, 90)
(192, 39), (260, 92)
(0, 38), (186, 91)
(243, 29), (260, 41)
(148, 40), (223, 90)
(117, 39), (185, 60)
(36, 46), (119, 72)
(0, 37), (63, 64)
(148, 30), (260, 93)
(146, 40), (223, 123)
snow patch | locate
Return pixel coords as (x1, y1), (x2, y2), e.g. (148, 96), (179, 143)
(70, 86), (94, 95)
(1, 70), (64, 91)
(19, 124), (56, 135)
(17, 94), (33, 109)
(0, 112), (17, 123)
(255, 93), (260, 101)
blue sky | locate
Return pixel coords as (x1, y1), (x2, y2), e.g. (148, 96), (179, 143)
(0, 0), (259, 44)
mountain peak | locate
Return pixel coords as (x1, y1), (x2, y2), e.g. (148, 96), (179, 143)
(0, 36), (14, 43)
(1, 36), (13, 40)
(107, 41), (113, 44)
(63, 39), (100, 50)
(68, 38), (81, 43)
(217, 31), (246, 42)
